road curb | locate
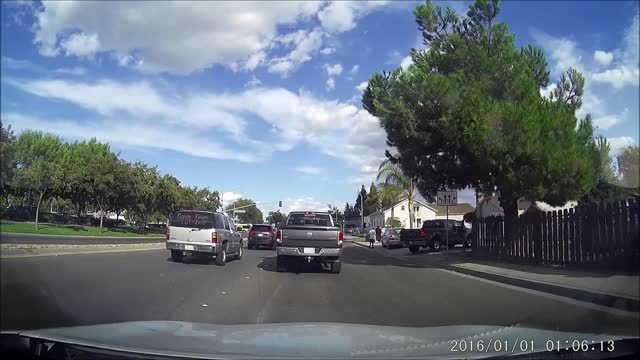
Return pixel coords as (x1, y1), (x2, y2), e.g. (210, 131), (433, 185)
(347, 240), (639, 312)
(0, 232), (164, 240)
(1, 246), (165, 259)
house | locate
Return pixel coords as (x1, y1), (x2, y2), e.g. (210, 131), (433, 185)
(368, 197), (438, 229)
(433, 203), (476, 221)
(475, 195), (577, 218)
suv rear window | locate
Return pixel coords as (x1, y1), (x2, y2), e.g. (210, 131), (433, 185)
(286, 213), (333, 226)
(251, 225), (271, 232)
(170, 211), (220, 229)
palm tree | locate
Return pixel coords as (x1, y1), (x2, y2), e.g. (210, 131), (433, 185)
(376, 159), (418, 228)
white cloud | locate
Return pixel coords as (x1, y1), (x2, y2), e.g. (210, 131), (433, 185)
(326, 77), (336, 91)
(608, 136), (637, 155)
(355, 81), (368, 92)
(1, 56), (43, 72)
(268, 28), (324, 77)
(8, 77), (389, 182)
(2, 113), (257, 162)
(55, 66), (86, 75)
(350, 64), (359, 74)
(399, 55), (413, 70)
(295, 166), (322, 175)
(320, 47), (335, 55)
(221, 192), (243, 207)
(530, 29), (584, 77)
(283, 197), (333, 213)
(60, 32), (100, 57)
(593, 108), (628, 130)
(30, 1), (389, 75)
(593, 50), (613, 67)
(591, 66), (639, 89)
(245, 75), (262, 87)
(539, 83), (557, 99)
(317, 1), (390, 33)
(324, 63), (343, 76)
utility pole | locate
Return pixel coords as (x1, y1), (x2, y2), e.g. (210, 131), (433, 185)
(360, 189), (364, 231)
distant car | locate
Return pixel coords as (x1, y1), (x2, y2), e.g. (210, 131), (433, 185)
(166, 210), (243, 266)
(381, 228), (402, 249)
(248, 224), (276, 250)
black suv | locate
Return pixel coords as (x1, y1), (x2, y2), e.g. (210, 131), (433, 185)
(247, 224), (276, 250)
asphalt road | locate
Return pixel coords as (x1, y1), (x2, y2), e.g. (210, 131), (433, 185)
(1, 241), (638, 336)
(0, 233), (164, 244)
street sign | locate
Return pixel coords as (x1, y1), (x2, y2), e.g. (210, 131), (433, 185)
(437, 191), (458, 206)
(233, 210), (246, 214)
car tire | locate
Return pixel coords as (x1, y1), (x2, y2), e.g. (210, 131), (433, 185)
(465, 236), (472, 248)
(170, 250), (183, 262)
(271, 243), (277, 251)
(409, 246), (419, 254)
(236, 242), (243, 260)
(215, 245), (227, 266)
(331, 261), (341, 274)
(432, 239), (442, 252)
(276, 256), (287, 272)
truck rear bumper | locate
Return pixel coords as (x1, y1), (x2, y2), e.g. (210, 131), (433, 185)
(166, 241), (217, 254)
(276, 246), (341, 257)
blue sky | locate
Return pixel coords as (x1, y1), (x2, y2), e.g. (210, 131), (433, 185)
(1, 1), (638, 214)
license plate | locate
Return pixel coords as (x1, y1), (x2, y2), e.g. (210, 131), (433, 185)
(258, 234), (263, 237)
(408, 242), (414, 245)
(185, 245), (195, 251)
(303, 247), (315, 254)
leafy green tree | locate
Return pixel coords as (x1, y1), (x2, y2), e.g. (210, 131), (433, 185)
(353, 186), (367, 218)
(385, 217), (402, 228)
(377, 159), (418, 228)
(194, 187), (220, 211)
(226, 198), (263, 224)
(128, 162), (159, 231)
(363, 0), (596, 241)
(13, 131), (64, 229)
(366, 182), (380, 215)
(617, 145), (639, 188)
(154, 174), (181, 223)
(86, 149), (119, 230)
(109, 160), (134, 224)
(268, 210), (286, 225)
(60, 139), (111, 224)
(377, 180), (403, 222)
(580, 136), (624, 204)
(0, 120), (16, 205)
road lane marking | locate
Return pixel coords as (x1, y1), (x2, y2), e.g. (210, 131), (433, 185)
(435, 268), (640, 318)
(256, 283), (282, 324)
(1, 246), (164, 258)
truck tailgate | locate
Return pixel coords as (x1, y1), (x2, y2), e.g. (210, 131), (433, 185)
(280, 226), (340, 248)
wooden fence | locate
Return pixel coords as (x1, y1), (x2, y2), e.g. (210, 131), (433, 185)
(472, 197), (640, 270)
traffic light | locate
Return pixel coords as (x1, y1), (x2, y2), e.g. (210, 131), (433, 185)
(278, 201), (282, 207)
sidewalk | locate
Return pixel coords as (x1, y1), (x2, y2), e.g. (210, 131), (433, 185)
(347, 239), (639, 312)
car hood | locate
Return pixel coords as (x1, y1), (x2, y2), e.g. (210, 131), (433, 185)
(5, 321), (633, 359)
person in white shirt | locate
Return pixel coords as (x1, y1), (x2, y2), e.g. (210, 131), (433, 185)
(368, 228), (376, 248)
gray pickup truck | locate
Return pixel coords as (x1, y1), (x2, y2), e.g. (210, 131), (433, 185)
(276, 211), (343, 273)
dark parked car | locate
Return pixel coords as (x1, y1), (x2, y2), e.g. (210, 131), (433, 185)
(247, 224), (276, 250)
(401, 219), (471, 254)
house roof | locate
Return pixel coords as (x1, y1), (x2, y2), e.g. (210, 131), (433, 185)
(433, 203), (475, 216)
(374, 196), (436, 215)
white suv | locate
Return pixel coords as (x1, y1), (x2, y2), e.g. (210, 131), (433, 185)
(166, 210), (243, 266)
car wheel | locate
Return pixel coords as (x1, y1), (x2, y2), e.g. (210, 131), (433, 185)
(465, 237), (472, 248)
(236, 242), (243, 260)
(331, 261), (341, 274)
(409, 246), (419, 254)
(215, 245), (227, 266)
(276, 256), (287, 272)
(271, 242), (277, 251)
(170, 250), (183, 262)
(432, 239), (442, 252)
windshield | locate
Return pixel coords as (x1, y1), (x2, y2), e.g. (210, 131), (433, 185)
(286, 213), (333, 226)
(1, 0), (638, 358)
(170, 212), (218, 229)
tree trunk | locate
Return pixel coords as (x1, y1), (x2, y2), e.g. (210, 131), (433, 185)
(99, 208), (104, 232)
(76, 203), (82, 225)
(35, 190), (45, 230)
(499, 192), (519, 255)
(407, 197), (415, 229)
(115, 212), (120, 227)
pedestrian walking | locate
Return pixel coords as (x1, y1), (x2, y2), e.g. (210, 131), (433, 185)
(375, 226), (382, 243)
(368, 228), (376, 248)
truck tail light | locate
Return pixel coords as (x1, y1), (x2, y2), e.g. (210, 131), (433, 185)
(249, 231), (255, 236)
(419, 230), (426, 237)
(276, 230), (282, 243)
(166, 228), (170, 240)
(212, 232), (218, 244)
(338, 231), (344, 246)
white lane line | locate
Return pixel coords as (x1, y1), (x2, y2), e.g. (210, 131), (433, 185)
(255, 283), (283, 324)
(435, 268), (640, 318)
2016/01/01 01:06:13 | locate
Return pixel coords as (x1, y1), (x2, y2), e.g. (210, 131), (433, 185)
(546, 340), (615, 352)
